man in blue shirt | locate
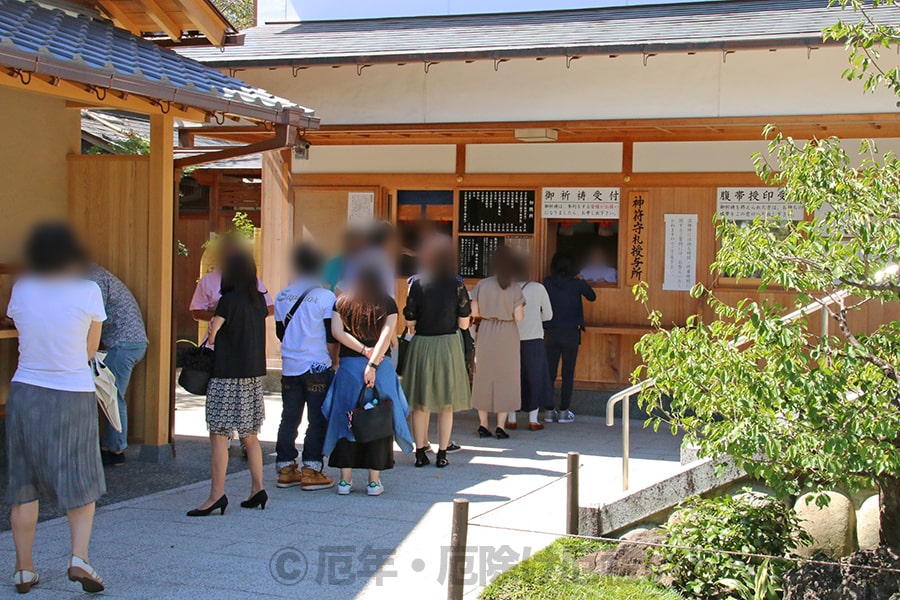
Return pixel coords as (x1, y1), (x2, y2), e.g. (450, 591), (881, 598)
(274, 244), (338, 490)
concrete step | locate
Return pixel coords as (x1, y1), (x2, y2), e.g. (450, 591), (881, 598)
(579, 455), (746, 536)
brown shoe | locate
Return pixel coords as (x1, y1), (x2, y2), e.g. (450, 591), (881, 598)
(528, 422), (545, 431)
(276, 463), (303, 488)
(505, 420), (518, 430)
(300, 467), (335, 491)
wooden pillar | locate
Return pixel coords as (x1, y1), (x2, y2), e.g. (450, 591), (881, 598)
(141, 114), (175, 458)
(261, 149), (293, 366)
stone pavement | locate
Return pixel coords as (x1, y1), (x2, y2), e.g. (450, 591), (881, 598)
(0, 393), (683, 599)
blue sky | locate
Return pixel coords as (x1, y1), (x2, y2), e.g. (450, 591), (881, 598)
(258, 0), (712, 23)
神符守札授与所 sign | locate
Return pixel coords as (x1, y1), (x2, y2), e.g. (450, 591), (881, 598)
(716, 187), (804, 221)
(541, 188), (621, 219)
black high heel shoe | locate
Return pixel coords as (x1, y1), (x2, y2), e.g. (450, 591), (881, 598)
(435, 449), (449, 468)
(414, 447), (431, 467)
(477, 426), (492, 438)
(241, 489), (268, 510)
(495, 427), (510, 440)
(187, 494), (228, 517)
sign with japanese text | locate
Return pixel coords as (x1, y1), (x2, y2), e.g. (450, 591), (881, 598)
(662, 214), (698, 291)
(459, 190), (535, 233)
(347, 192), (375, 226)
(716, 187), (804, 221)
(625, 192), (648, 285)
(541, 187), (621, 219)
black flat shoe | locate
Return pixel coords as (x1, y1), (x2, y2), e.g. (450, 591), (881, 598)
(495, 427), (510, 439)
(187, 494), (228, 517)
(241, 489), (268, 510)
(414, 447), (431, 467)
(477, 426), (492, 438)
(435, 449), (449, 468)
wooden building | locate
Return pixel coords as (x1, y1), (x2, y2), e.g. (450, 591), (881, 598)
(177, 0), (900, 392)
(0, 0), (317, 458)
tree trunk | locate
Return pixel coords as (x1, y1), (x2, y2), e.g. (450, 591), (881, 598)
(879, 477), (900, 549)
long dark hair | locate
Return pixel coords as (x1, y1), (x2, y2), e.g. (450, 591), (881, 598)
(220, 251), (261, 308)
(490, 245), (518, 290)
(550, 252), (577, 278)
(335, 267), (387, 342)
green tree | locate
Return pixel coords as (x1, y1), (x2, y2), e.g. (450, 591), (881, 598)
(634, 0), (900, 548)
(211, 0), (255, 30)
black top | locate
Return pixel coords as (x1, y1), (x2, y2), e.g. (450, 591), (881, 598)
(212, 291), (268, 379)
(338, 296), (399, 359)
(403, 277), (472, 336)
(542, 275), (597, 330)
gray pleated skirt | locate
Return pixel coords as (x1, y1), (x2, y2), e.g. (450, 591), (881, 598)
(6, 382), (106, 510)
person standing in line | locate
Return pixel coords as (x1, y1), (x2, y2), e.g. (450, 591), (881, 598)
(273, 243), (338, 491)
(543, 252), (597, 424)
(470, 246), (525, 440)
(322, 268), (413, 496)
(6, 223), (107, 594)
(188, 252), (268, 516)
(402, 243), (472, 468)
(84, 264), (148, 467)
(509, 257), (554, 432)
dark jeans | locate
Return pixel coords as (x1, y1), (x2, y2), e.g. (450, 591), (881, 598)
(545, 328), (581, 412)
(276, 370), (334, 471)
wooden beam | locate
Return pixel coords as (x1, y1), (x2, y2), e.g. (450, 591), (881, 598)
(134, 0), (183, 41)
(622, 140), (634, 175)
(0, 72), (206, 121)
(144, 114), (175, 447)
(171, 0), (228, 46)
(455, 144), (466, 175)
(261, 149), (293, 364)
(95, 0), (144, 35)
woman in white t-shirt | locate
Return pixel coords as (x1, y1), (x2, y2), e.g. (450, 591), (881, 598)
(5, 224), (107, 594)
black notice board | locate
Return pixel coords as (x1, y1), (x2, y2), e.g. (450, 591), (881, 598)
(459, 190), (535, 234)
(458, 236), (504, 279)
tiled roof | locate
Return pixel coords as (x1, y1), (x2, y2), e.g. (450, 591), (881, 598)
(177, 0), (900, 68)
(0, 0), (317, 125)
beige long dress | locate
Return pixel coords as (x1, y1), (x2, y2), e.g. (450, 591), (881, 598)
(471, 277), (526, 413)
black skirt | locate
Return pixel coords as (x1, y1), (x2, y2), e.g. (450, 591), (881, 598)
(328, 437), (394, 471)
(520, 339), (555, 412)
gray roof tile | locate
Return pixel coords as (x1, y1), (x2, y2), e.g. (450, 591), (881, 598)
(176, 0), (900, 67)
(0, 0), (316, 125)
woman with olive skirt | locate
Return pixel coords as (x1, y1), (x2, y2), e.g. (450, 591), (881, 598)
(323, 268), (413, 496)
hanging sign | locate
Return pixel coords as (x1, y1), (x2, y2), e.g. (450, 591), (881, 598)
(625, 192), (648, 286)
(662, 214), (698, 291)
(459, 190), (535, 233)
(541, 187), (621, 219)
(716, 187), (803, 221)
(347, 192), (375, 225)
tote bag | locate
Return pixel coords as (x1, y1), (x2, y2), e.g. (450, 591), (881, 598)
(91, 353), (122, 432)
(348, 385), (394, 444)
(178, 344), (214, 395)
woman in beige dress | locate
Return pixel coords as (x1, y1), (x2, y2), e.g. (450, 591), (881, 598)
(471, 246), (525, 439)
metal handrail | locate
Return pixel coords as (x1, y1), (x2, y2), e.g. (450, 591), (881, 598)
(605, 287), (856, 491)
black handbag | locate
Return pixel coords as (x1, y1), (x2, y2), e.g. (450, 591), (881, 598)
(395, 334), (411, 376)
(348, 384), (394, 444)
(178, 344), (214, 395)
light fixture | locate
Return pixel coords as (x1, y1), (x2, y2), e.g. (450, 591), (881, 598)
(514, 128), (558, 142)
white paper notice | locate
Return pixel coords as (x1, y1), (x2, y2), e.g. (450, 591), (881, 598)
(662, 214), (698, 291)
(716, 187), (804, 221)
(541, 187), (621, 219)
(347, 192), (375, 225)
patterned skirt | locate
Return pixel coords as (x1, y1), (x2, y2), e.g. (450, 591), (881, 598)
(206, 377), (265, 439)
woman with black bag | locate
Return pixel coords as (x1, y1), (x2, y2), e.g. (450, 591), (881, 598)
(322, 268), (413, 497)
(187, 251), (269, 516)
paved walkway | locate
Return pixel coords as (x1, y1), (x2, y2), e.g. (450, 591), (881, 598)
(0, 394), (683, 599)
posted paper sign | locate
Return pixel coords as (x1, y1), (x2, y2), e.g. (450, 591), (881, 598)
(541, 188), (621, 219)
(716, 187), (803, 221)
(347, 192), (375, 225)
(662, 214), (698, 291)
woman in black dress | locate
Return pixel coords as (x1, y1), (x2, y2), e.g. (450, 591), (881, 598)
(188, 251), (269, 516)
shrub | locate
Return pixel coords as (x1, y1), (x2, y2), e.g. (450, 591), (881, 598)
(652, 492), (810, 599)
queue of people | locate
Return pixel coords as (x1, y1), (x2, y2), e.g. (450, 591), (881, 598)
(3, 219), (598, 594)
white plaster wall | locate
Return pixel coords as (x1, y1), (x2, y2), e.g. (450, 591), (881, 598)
(466, 143), (622, 173)
(240, 46), (900, 126)
(292, 144), (456, 173)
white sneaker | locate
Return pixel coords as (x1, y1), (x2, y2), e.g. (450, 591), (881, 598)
(337, 480), (352, 495)
(558, 410), (575, 424)
(544, 410), (558, 423)
(367, 481), (384, 496)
